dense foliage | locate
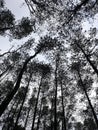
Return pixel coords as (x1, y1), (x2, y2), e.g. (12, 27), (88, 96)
(0, 0), (98, 130)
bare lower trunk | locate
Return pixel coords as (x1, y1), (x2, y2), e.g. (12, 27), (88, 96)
(0, 52), (39, 116)
(24, 104), (31, 128)
(61, 80), (67, 130)
(78, 71), (98, 129)
(54, 59), (58, 130)
(50, 97), (54, 130)
(31, 77), (42, 130)
(36, 98), (42, 130)
(7, 100), (20, 130)
(2, 101), (15, 130)
(14, 73), (32, 129)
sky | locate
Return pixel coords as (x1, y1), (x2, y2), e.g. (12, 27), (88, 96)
(0, 0), (30, 52)
(0, 0), (49, 64)
(0, 0), (98, 126)
(0, 0), (98, 53)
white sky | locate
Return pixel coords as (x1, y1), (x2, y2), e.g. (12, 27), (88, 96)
(5, 0), (30, 19)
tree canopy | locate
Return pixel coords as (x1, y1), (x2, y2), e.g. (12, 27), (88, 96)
(0, 0), (98, 130)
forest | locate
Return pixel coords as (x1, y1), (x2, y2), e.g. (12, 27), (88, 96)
(0, 0), (98, 130)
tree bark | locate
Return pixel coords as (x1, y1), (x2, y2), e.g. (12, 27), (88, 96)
(50, 97), (54, 130)
(24, 104), (31, 129)
(31, 76), (42, 130)
(0, 67), (10, 78)
(0, 52), (39, 116)
(43, 116), (46, 130)
(36, 98), (42, 130)
(2, 101), (15, 130)
(60, 80), (67, 130)
(78, 71), (98, 129)
(7, 100), (20, 130)
(14, 72), (32, 129)
(76, 42), (98, 75)
(54, 57), (58, 130)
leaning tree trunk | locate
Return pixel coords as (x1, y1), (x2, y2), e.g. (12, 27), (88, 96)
(14, 72), (32, 129)
(75, 42), (98, 75)
(7, 99), (20, 130)
(78, 71), (98, 129)
(60, 80), (67, 130)
(0, 51), (39, 116)
(2, 101), (15, 130)
(31, 76), (43, 130)
(0, 67), (10, 78)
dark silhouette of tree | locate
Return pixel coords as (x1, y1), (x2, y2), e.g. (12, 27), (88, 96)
(83, 118), (97, 130)
(0, 36), (57, 117)
(71, 62), (98, 128)
(0, 80), (13, 102)
(36, 97), (42, 130)
(54, 53), (59, 130)
(58, 70), (67, 130)
(31, 63), (51, 130)
(74, 122), (83, 130)
(24, 94), (36, 129)
(0, 9), (15, 34)
(1, 0), (98, 129)
(0, 3), (33, 39)
(1, 87), (26, 130)
(14, 125), (25, 130)
(0, 39), (34, 81)
(14, 71), (32, 129)
(72, 37), (98, 76)
(80, 106), (97, 130)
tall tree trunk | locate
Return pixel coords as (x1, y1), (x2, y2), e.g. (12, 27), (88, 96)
(31, 76), (43, 130)
(7, 99), (20, 130)
(43, 116), (46, 130)
(36, 97), (42, 130)
(60, 80), (67, 130)
(24, 104), (31, 129)
(54, 57), (58, 130)
(2, 101), (15, 130)
(14, 72), (32, 129)
(78, 71), (98, 128)
(0, 51), (39, 116)
(50, 97), (54, 130)
(76, 42), (98, 75)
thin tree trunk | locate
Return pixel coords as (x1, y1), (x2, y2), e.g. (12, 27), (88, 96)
(7, 99), (20, 130)
(76, 42), (98, 75)
(0, 67), (10, 78)
(43, 116), (46, 130)
(31, 76), (43, 130)
(54, 57), (58, 130)
(0, 51), (39, 116)
(36, 98), (42, 130)
(62, 121), (64, 130)
(2, 101), (15, 130)
(14, 72), (32, 129)
(60, 80), (67, 130)
(24, 104), (31, 129)
(50, 97), (54, 130)
(78, 71), (98, 129)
